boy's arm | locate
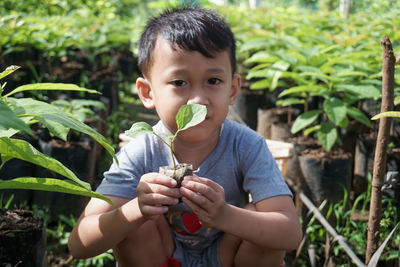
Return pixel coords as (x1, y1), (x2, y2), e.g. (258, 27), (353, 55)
(68, 172), (180, 258)
(218, 195), (302, 250)
(181, 176), (302, 250)
(68, 196), (146, 259)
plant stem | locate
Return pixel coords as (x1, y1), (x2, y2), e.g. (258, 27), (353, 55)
(365, 36), (395, 264)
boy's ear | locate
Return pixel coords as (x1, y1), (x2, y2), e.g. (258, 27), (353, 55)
(229, 73), (241, 105)
(136, 77), (155, 109)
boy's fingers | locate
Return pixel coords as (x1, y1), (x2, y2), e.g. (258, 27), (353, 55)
(180, 186), (214, 210)
(142, 172), (177, 187)
(140, 205), (169, 216)
(184, 175), (224, 193)
(142, 193), (179, 206)
(181, 178), (222, 203)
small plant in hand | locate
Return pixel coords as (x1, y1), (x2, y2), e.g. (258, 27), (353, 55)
(124, 104), (207, 187)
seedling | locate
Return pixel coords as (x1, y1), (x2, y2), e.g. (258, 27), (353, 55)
(124, 104), (207, 183)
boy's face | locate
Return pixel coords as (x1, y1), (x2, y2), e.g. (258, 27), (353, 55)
(137, 36), (240, 143)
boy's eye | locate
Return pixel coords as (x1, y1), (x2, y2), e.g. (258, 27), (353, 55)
(208, 78), (222, 85)
(172, 80), (187, 87)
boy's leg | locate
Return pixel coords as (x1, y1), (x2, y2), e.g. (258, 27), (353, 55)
(218, 204), (285, 267)
(113, 215), (175, 267)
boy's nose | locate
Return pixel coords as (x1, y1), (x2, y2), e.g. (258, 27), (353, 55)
(187, 89), (210, 106)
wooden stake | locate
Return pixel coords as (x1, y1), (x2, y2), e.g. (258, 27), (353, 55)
(365, 36), (395, 264)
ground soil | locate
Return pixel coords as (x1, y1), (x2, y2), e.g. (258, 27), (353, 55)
(300, 147), (352, 160)
(0, 209), (42, 232)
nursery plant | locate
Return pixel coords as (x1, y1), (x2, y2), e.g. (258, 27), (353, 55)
(124, 103), (207, 186)
(0, 65), (115, 203)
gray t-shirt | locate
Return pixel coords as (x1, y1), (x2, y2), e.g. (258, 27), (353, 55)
(97, 119), (292, 249)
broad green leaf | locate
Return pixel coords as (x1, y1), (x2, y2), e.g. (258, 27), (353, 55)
(346, 106), (372, 127)
(125, 121), (154, 138)
(270, 61), (290, 91)
(9, 98), (116, 162)
(0, 100), (33, 135)
(0, 177), (113, 206)
(279, 85), (326, 97)
(323, 98), (347, 126)
(335, 84), (381, 100)
(0, 65), (20, 80)
(5, 83), (100, 97)
(317, 123), (337, 152)
(291, 110), (322, 134)
(240, 38), (270, 51)
(0, 137), (90, 190)
(394, 95), (400, 106)
(247, 69), (270, 80)
(250, 79), (270, 90)
(371, 111), (400, 120)
(71, 99), (106, 110)
(338, 116), (349, 128)
(176, 104), (207, 132)
(36, 117), (70, 141)
(300, 72), (342, 83)
(335, 70), (369, 78)
(244, 52), (276, 64)
(276, 98), (305, 107)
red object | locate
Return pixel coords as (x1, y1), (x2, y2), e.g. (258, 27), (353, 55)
(182, 213), (202, 233)
(160, 257), (181, 267)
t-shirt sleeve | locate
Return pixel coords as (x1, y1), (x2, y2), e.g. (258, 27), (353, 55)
(241, 137), (293, 203)
(96, 139), (146, 199)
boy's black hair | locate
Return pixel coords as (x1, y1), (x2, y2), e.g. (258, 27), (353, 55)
(138, 6), (236, 76)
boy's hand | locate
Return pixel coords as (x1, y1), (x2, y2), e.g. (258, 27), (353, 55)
(136, 173), (181, 219)
(180, 175), (228, 228)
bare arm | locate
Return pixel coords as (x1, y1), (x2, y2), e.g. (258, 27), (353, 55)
(181, 176), (302, 251)
(68, 196), (146, 258)
(217, 196), (302, 250)
(68, 173), (181, 258)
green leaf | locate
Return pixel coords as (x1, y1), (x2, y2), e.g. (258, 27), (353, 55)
(71, 99), (106, 110)
(300, 72), (342, 83)
(395, 95), (400, 106)
(0, 177), (113, 206)
(371, 111), (400, 120)
(323, 98), (347, 126)
(335, 70), (369, 78)
(124, 121), (154, 138)
(346, 106), (372, 127)
(335, 84), (381, 100)
(279, 85), (326, 97)
(317, 123), (337, 152)
(244, 52), (276, 64)
(5, 83), (100, 97)
(291, 110), (322, 134)
(240, 38), (270, 51)
(36, 117), (70, 141)
(276, 98), (305, 107)
(0, 137), (90, 190)
(304, 125), (320, 136)
(9, 98), (116, 162)
(270, 61), (290, 91)
(176, 104), (207, 132)
(250, 79), (270, 90)
(0, 100), (33, 136)
(0, 65), (20, 80)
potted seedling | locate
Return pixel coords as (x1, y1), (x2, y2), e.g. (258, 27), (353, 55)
(124, 104), (207, 187)
(0, 66), (115, 266)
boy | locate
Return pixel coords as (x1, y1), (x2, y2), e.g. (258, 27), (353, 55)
(68, 6), (302, 267)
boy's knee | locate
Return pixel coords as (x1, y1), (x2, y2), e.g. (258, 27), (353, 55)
(114, 216), (174, 266)
(234, 244), (285, 267)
